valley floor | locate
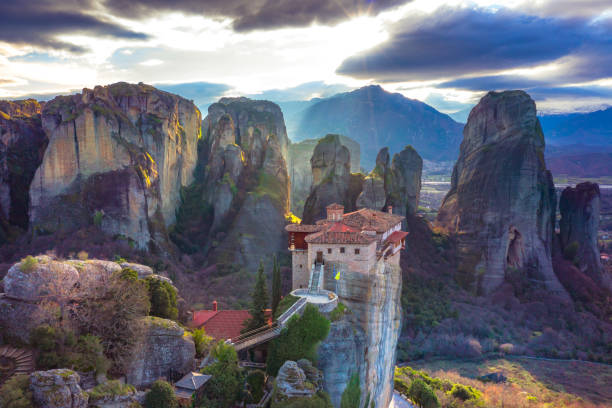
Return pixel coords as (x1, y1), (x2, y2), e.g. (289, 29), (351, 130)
(405, 357), (612, 406)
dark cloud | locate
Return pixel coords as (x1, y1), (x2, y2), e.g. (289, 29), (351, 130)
(0, 0), (148, 53)
(337, 7), (610, 81)
(439, 75), (547, 91)
(102, 0), (409, 31)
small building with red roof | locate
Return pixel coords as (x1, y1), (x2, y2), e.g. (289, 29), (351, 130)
(190, 301), (272, 342)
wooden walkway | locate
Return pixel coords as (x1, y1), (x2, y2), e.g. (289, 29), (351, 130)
(0, 346), (35, 383)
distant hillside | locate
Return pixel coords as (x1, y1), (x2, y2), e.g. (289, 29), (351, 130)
(539, 107), (612, 146)
(291, 85), (464, 169)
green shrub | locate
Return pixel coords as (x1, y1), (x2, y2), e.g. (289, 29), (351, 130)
(30, 325), (57, 352)
(266, 304), (330, 376)
(449, 383), (482, 401)
(192, 328), (213, 358)
(563, 241), (580, 262)
(19, 255), (38, 273)
(246, 370), (266, 403)
(272, 391), (333, 408)
(145, 277), (178, 320)
(200, 342), (243, 408)
(0, 375), (34, 408)
(330, 302), (348, 322)
(74, 334), (111, 375)
(274, 294), (299, 319)
(120, 268), (139, 282)
(77, 250), (89, 261)
(93, 209), (104, 227)
(408, 378), (439, 408)
(144, 380), (177, 408)
(340, 373), (361, 408)
(89, 380), (135, 401)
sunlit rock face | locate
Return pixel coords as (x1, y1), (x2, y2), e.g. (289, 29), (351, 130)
(28, 82), (201, 250)
(199, 97), (290, 271)
(0, 99), (48, 241)
(288, 135), (360, 216)
(559, 182), (611, 290)
(319, 260), (402, 408)
(436, 91), (564, 295)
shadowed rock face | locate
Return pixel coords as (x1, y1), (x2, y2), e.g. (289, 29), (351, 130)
(436, 91), (564, 295)
(0, 100), (48, 241)
(30, 369), (88, 408)
(198, 97), (290, 272)
(28, 82), (201, 250)
(288, 135), (360, 216)
(559, 182), (610, 290)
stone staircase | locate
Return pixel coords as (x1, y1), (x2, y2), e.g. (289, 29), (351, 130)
(308, 263), (324, 293)
(0, 346), (35, 383)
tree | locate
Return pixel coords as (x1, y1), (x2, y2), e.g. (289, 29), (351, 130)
(271, 255), (282, 316)
(340, 373), (361, 408)
(145, 277), (178, 320)
(0, 375), (34, 408)
(144, 380), (178, 408)
(266, 304), (330, 375)
(192, 328), (213, 358)
(245, 261), (269, 331)
(408, 378), (439, 408)
(200, 342), (243, 408)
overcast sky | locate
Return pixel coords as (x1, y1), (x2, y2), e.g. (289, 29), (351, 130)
(1, 0), (611, 115)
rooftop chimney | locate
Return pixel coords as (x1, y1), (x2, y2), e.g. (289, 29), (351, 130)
(387, 205), (393, 214)
(212, 300), (218, 312)
(326, 203), (344, 221)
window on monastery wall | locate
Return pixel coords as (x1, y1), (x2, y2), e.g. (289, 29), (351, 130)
(340, 247), (345, 253)
(355, 248), (360, 255)
(327, 248), (332, 254)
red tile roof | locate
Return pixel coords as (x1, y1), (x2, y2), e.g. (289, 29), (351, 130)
(305, 230), (377, 245)
(342, 208), (404, 233)
(327, 222), (359, 233)
(190, 309), (273, 341)
(386, 230), (409, 244)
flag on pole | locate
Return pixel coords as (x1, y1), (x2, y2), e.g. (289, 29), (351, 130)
(334, 265), (340, 280)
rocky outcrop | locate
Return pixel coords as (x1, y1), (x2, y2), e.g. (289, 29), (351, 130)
(30, 369), (88, 408)
(302, 134), (358, 223)
(29, 82), (201, 250)
(173, 97), (290, 272)
(125, 316), (195, 388)
(273, 360), (321, 402)
(320, 260), (402, 408)
(0, 99), (48, 242)
(356, 146), (422, 216)
(559, 182), (611, 290)
(436, 91), (564, 295)
(288, 135), (360, 216)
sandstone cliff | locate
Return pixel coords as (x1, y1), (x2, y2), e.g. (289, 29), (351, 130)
(436, 91), (564, 295)
(559, 182), (611, 290)
(319, 260), (402, 408)
(172, 97), (290, 273)
(28, 82), (201, 250)
(302, 134), (363, 223)
(288, 135), (360, 216)
(356, 145), (422, 216)
(0, 99), (48, 242)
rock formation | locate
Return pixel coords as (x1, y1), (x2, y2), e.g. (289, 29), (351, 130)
(174, 96), (290, 272)
(288, 135), (360, 216)
(302, 134), (363, 223)
(28, 82), (201, 250)
(319, 260), (402, 408)
(559, 182), (611, 290)
(0, 99), (48, 242)
(436, 91), (564, 295)
(125, 316), (195, 388)
(30, 369), (88, 408)
(356, 145), (423, 216)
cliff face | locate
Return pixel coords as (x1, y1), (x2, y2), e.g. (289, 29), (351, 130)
(436, 91), (564, 295)
(559, 182), (610, 290)
(0, 100), (48, 241)
(28, 82), (201, 250)
(319, 260), (402, 408)
(288, 135), (360, 216)
(356, 146), (422, 216)
(302, 134), (363, 223)
(191, 97), (290, 272)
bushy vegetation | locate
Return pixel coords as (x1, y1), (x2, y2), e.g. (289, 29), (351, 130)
(19, 255), (37, 272)
(191, 327), (213, 359)
(274, 294), (299, 319)
(88, 380), (135, 401)
(0, 375), (34, 408)
(408, 378), (439, 408)
(266, 304), (330, 376)
(144, 276), (178, 320)
(329, 302), (348, 322)
(244, 261), (269, 331)
(272, 392), (333, 408)
(246, 370), (266, 403)
(144, 380), (177, 408)
(340, 373), (361, 408)
(199, 342), (244, 408)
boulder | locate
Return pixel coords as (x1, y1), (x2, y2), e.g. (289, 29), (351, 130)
(0, 99), (48, 242)
(4, 256), (79, 302)
(436, 91), (564, 295)
(388, 145), (423, 216)
(559, 182), (611, 290)
(119, 262), (154, 278)
(274, 361), (317, 401)
(29, 82), (202, 250)
(30, 369), (88, 408)
(125, 316), (195, 388)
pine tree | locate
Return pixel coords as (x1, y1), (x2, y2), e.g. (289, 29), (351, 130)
(271, 255), (282, 316)
(245, 261), (269, 331)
